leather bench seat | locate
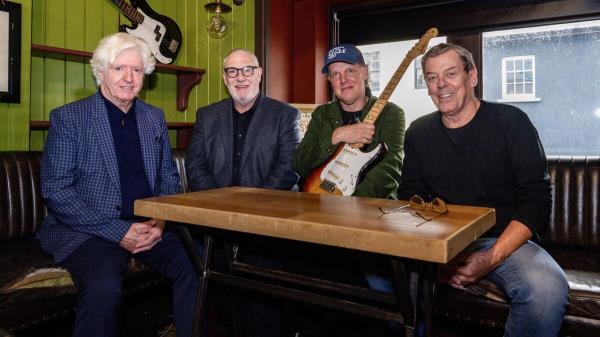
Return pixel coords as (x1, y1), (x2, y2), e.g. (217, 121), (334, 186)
(435, 156), (600, 336)
(2, 150), (599, 336)
(0, 152), (168, 334)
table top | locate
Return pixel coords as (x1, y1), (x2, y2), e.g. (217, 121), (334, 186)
(135, 187), (495, 263)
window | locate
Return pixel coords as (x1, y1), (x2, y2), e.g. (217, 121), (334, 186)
(414, 56), (426, 89)
(500, 55), (539, 102)
(358, 36), (446, 127)
(363, 51), (380, 91)
(483, 20), (600, 155)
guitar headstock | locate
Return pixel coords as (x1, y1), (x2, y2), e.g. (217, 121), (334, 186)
(406, 28), (439, 59)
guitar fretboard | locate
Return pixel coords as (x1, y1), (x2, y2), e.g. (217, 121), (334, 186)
(112, 0), (144, 24)
(362, 28), (438, 125)
(362, 57), (413, 125)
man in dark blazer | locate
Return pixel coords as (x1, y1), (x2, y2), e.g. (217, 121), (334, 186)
(185, 48), (301, 337)
(185, 48), (301, 191)
(36, 33), (199, 337)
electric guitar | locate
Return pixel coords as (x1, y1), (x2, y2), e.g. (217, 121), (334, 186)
(302, 28), (439, 196)
(111, 0), (182, 64)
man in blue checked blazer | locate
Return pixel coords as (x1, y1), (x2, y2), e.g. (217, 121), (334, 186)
(36, 33), (199, 337)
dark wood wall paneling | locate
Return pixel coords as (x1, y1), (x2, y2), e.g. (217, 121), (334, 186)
(336, 0), (600, 45)
(261, 0), (353, 104)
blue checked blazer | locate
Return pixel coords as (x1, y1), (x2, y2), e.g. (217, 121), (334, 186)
(36, 92), (181, 263)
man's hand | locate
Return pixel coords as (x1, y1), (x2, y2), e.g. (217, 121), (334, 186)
(331, 122), (375, 146)
(439, 249), (500, 289)
(120, 219), (166, 254)
(439, 220), (532, 288)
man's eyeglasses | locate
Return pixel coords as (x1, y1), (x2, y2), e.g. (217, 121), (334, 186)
(378, 195), (448, 223)
(224, 66), (259, 78)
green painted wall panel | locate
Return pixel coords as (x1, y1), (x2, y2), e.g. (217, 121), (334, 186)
(0, 0), (32, 151)
(0, 0), (255, 150)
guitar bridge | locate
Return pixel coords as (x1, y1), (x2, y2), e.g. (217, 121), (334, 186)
(319, 180), (336, 193)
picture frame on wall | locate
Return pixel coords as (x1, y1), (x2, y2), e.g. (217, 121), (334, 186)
(0, 1), (21, 103)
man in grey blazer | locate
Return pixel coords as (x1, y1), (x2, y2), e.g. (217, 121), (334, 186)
(185, 48), (301, 337)
(185, 48), (301, 191)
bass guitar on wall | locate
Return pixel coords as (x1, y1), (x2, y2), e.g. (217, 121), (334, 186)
(110, 0), (182, 64)
(302, 28), (439, 196)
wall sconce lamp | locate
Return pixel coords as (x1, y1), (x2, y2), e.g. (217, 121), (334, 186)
(205, 0), (231, 39)
(205, 0), (245, 39)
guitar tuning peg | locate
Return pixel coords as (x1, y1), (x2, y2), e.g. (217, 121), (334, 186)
(233, 0), (245, 5)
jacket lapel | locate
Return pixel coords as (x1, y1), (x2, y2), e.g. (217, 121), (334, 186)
(135, 102), (159, 194)
(91, 93), (121, 193)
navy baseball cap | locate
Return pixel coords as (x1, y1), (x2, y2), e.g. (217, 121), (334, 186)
(321, 44), (366, 74)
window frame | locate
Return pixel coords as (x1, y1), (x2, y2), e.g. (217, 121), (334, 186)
(498, 55), (540, 103)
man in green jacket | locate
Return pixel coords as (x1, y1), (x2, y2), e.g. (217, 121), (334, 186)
(293, 44), (405, 199)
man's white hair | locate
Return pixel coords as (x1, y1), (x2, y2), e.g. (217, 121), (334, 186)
(90, 32), (155, 86)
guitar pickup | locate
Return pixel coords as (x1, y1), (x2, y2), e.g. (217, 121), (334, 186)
(319, 180), (336, 193)
(154, 25), (162, 41)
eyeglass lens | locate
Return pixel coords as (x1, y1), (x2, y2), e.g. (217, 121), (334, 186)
(431, 198), (448, 213)
(224, 66), (258, 78)
(409, 195), (426, 211)
(409, 195), (447, 214)
(378, 195), (448, 218)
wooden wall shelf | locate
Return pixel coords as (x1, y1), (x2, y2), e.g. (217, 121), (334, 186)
(31, 44), (206, 111)
(30, 120), (194, 149)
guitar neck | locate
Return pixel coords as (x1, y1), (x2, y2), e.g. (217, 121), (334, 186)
(111, 0), (143, 23)
(362, 56), (414, 125)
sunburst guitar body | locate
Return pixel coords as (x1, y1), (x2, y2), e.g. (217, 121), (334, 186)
(303, 142), (388, 196)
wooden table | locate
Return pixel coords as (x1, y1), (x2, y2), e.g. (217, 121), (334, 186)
(135, 187), (495, 336)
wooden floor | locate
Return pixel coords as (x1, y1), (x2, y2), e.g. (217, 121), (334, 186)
(13, 295), (504, 337)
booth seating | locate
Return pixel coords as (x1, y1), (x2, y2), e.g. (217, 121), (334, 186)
(1, 149), (599, 336)
(0, 152), (170, 335)
(436, 156), (600, 337)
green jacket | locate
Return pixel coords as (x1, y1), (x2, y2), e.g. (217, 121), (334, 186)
(293, 94), (405, 199)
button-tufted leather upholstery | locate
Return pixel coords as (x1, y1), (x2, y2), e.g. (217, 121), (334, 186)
(0, 152), (45, 241)
(546, 156), (600, 250)
(0, 152), (169, 333)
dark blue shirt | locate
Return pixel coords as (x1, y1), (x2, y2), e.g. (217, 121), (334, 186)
(102, 93), (152, 220)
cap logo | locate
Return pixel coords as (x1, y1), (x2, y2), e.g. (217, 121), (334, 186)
(328, 46), (346, 60)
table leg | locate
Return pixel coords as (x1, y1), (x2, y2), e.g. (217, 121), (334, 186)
(175, 225), (214, 337)
(421, 263), (437, 337)
(390, 259), (417, 337)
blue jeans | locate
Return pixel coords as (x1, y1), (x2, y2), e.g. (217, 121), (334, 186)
(366, 238), (570, 337)
(60, 229), (201, 337)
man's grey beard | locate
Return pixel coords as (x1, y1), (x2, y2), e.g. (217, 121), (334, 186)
(228, 86), (259, 107)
